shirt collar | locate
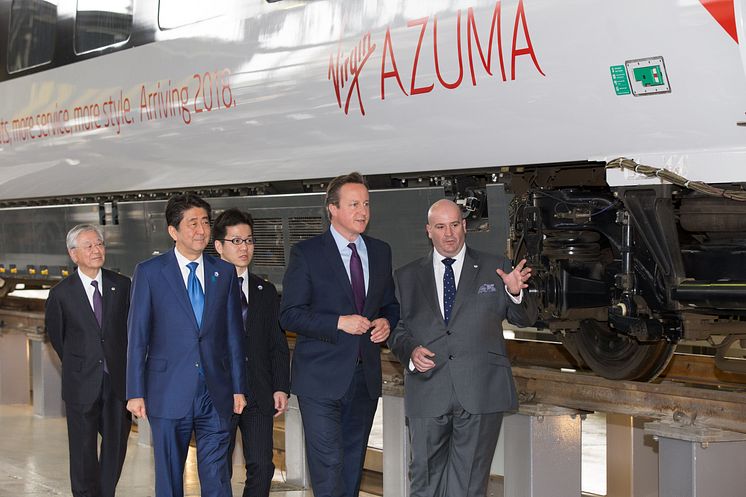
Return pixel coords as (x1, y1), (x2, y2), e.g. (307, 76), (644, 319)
(77, 268), (102, 288)
(174, 247), (204, 268)
(330, 225), (363, 252)
(432, 243), (467, 265)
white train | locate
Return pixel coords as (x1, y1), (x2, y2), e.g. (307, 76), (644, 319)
(2, 0), (746, 381)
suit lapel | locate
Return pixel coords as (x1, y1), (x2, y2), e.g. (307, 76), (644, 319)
(71, 274), (100, 331)
(416, 253), (441, 319)
(247, 273), (261, 329)
(161, 250), (199, 332)
(361, 235), (376, 316)
(101, 270), (114, 335)
(202, 255), (219, 333)
(450, 247), (479, 323)
(322, 230), (357, 311)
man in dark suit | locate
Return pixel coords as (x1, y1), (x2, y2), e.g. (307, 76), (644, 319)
(388, 199), (538, 497)
(213, 208), (290, 497)
(126, 193), (247, 497)
(280, 172), (400, 497)
(45, 224), (131, 497)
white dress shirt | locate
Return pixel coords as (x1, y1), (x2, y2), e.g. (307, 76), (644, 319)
(237, 268), (249, 305)
(174, 248), (205, 290)
(77, 269), (103, 313)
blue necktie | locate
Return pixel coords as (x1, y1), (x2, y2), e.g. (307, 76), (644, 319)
(442, 258), (456, 323)
(238, 276), (249, 326)
(187, 262), (205, 327)
(348, 243), (366, 314)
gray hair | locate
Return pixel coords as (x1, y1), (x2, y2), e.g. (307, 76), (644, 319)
(66, 224), (104, 250)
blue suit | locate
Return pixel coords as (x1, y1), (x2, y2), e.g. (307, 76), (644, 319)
(126, 249), (245, 497)
(280, 230), (399, 497)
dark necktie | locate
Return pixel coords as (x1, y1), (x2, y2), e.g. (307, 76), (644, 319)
(91, 280), (103, 328)
(348, 242), (366, 314)
(238, 276), (249, 326)
(91, 280), (108, 373)
(187, 262), (205, 327)
(442, 258), (456, 323)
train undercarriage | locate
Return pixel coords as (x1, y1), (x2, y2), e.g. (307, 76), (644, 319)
(475, 161), (746, 381)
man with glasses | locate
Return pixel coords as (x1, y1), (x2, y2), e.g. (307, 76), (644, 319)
(213, 208), (290, 497)
(45, 224), (132, 497)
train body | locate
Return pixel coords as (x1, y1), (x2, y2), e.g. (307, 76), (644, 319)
(1, 0), (746, 380)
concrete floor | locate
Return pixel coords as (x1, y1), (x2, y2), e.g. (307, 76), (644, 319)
(0, 404), (376, 497)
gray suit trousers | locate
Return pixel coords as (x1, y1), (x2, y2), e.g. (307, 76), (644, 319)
(407, 390), (503, 497)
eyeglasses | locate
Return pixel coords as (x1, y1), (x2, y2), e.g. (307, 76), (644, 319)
(75, 241), (105, 252)
(219, 237), (255, 246)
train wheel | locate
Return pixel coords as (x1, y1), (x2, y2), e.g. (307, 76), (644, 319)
(573, 319), (675, 381)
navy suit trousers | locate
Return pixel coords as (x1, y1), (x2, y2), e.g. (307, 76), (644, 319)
(297, 364), (377, 497)
(149, 378), (232, 497)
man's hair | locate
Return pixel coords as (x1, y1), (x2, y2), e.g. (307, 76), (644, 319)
(213, 208), (254, 242)
(65, 224), (104, 250)
(165, 193), (212, 229)
(324, 172), (368, 221)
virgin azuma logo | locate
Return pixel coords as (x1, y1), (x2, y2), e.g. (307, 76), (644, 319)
(328, 33), (376, 116)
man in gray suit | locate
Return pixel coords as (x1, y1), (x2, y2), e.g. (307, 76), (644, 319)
(388, 199), (537, 497)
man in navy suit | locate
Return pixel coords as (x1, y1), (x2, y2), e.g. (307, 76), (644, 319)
(46, 224), (131, 497)
(280, 172), (400, 497)
(213, 208), (290, 497)
(126, 193), (247, 497)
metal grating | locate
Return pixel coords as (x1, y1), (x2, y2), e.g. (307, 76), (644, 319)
(288, 216), (324, 245)
(252, 217), (285, 267)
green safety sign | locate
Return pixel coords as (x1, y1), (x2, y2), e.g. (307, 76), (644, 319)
(610, 65), (631, 95)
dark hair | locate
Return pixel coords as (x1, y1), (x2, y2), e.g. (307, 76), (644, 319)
(165, 193), (212, 229)
(213, 208), (254, 241)
(324, 172), (368, 220)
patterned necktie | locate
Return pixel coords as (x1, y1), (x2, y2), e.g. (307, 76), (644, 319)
(187, 262), (205, 327)
(442, 258), (456, 323)
(91, 280), (103, 328)
(348, 242), (366, 314)
(238, 276), (249, 325)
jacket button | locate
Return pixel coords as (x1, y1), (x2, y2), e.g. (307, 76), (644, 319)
(449, 355), (454, 360)
(446, 330), (452, 335)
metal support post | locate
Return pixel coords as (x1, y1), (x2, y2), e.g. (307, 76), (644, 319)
(29, 338), (63, 416)
(383, 392), (410, 497)
(503, 404), (583, 497)
(606, 414), (658, 497)
(0, 332), (30, 404)
(284, 395), (309, 488)
(647, 421), (746, 497)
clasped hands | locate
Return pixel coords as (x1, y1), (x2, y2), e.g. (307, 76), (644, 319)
(338, 315), (390, 343)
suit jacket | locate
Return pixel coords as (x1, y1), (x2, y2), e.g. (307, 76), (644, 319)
(242, 272), (290, 415)
(126, 249), (246, 420)
(388, 247), (538, 418)
(45, 268), (131, 405)
(280, 230), (400, 400)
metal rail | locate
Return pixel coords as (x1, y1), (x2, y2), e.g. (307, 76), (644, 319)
(5, 299), (746, 435)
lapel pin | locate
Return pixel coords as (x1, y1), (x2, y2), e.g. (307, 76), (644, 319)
(214, 271), (219, 277)
(473, 265), (479, 268)
(111, 287), (116, 291)
(257, 285), (263, 290)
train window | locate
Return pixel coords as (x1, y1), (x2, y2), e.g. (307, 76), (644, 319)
(75, 0), (133, 54)
(158, 0), (230, 30)
(7, 0), (57, 73)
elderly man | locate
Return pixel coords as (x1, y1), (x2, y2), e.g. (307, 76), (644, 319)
(45, 224), (132, 497)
